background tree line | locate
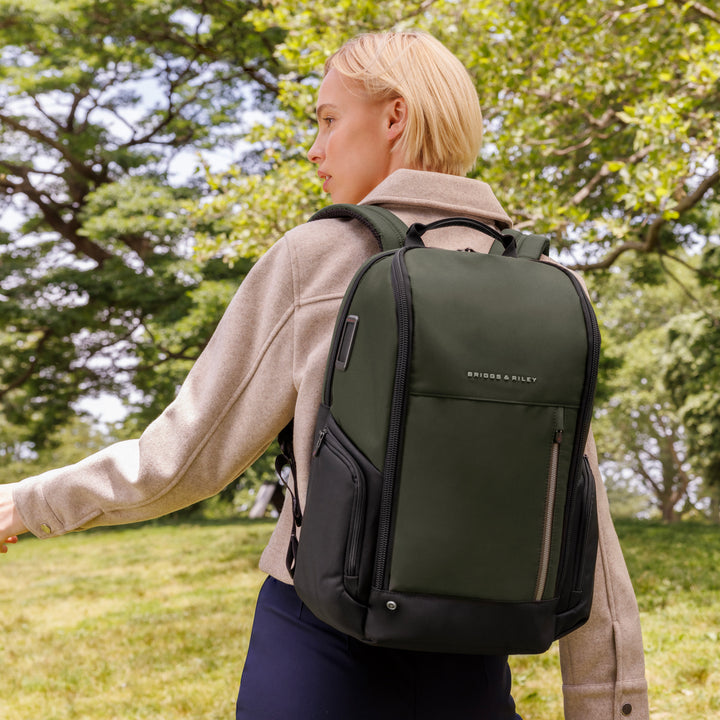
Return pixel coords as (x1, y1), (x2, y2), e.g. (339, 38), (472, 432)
(1, 0), (719, 522)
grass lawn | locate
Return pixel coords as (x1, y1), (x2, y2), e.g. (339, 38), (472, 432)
(1, 518), (718, 718)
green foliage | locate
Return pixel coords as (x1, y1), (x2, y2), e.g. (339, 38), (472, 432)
(468, 1), (720, 259)
(663, 311), (720, 489)
(190, 155), (325, 263)
(588, 256), (719, 521)
(198, 0), (720, 272)
(189, 5), (720, 499)
(4, 0), (720, 524)
(189, 0), (426, 258)
(0, 0), (282, 449)
(1, 414), (116, 482)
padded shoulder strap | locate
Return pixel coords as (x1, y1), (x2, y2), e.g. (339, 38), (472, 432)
(490, 228), (551, 259)
(310, 203), (408, 252)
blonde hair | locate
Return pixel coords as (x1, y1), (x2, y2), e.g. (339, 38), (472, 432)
(325, 31), (483, 176)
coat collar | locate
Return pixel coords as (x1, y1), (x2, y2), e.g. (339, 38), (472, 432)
(360, 169), (512, 229)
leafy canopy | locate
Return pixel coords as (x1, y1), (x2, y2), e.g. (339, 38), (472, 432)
(193, 0), (720, 276)
(0, 0), (282, 449)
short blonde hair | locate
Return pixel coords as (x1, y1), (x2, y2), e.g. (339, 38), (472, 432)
(325, 31), (483, 176)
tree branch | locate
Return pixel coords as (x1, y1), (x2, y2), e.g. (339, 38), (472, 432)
(684, 1), (720, 24)
(570, 144), (655, 206)
(0, 111), (99, 184)
(135, 22), (281, 97)
(568, 240), (647, 271)
(0, 330), (51, 398)
(658, 253), (720, 322)
(569, 165), (720, 271)
(11, 174), (113, 265)
(641, 166), (720, 253)
(634, 461), (663, 497)
(661, 252), (720, 300)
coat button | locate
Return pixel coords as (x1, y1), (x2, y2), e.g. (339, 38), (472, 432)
(40, 523), (52, 534)
(621, 703), (633, 716)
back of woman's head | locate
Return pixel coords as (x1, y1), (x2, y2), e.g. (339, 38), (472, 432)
(325, 31), (483, 177)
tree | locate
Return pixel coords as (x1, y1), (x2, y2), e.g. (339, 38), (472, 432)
(463, 0), (720, 271)
(188, 1), (720, 521)
(1, 413), (116, 483)
(6, 0), (720, 520)
(662, 310), (720, 520)
(0, 0), (283, 449)
(590, 255), (719, 522)
(193, 0), (720, 276)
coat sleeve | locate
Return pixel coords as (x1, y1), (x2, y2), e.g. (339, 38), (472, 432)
(559, 430), (649, 720)
(13, 238), (298, 537)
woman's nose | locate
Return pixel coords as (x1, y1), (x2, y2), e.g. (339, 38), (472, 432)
(307, 134), (322, 164)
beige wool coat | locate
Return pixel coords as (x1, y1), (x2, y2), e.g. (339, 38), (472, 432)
(14, 169), (649, 719)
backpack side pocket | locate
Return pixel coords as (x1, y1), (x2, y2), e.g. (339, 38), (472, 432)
(555, 455), (599, 638)
(294, 411), (383, 638)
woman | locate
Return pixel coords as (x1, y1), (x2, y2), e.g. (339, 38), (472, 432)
(1, 31), (648, 720)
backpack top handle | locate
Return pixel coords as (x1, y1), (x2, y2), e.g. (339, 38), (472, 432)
(405, 217), (517, 257)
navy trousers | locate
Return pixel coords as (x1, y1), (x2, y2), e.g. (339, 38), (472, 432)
(236, 577), (522, 720)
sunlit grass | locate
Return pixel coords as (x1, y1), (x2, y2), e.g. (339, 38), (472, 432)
(510, 520), (720, 720)
(1, 518), (718, 718)
(615, 521), (720, 720)
(1, 519), (273, 719)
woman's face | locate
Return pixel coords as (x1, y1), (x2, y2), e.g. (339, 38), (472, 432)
(307, 69), (408, 204)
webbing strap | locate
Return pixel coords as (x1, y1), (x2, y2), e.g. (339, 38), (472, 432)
(276, 420), (301, 577)
(310, 203), (408, 252)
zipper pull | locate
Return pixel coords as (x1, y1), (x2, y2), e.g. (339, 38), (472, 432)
(554, 408), (564, 444)
(313, 427), (328, 456)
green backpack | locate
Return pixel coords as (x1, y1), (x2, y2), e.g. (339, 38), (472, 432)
(279, 204), (600, 655)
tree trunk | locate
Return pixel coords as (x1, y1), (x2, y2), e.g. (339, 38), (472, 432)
(660, 498), (679, 524)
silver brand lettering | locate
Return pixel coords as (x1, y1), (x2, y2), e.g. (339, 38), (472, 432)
(467, 371), (538, 383)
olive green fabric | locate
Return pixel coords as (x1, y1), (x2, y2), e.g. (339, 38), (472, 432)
(330, 255), (398, 470)
(299, 204), (599, 654)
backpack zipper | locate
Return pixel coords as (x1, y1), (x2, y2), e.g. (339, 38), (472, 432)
(552, 268), (601, 599)
(559, 268), (601, 458)
(373, 247), (414, 589)
(572, 456), (596, 591)
(345, 452), (366, 583)
(535, 409), (564, 601)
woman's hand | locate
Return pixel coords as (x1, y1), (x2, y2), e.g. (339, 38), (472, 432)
(0, 483), (28, 554)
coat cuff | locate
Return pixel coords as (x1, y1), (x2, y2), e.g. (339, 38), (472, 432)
(563, 679), (649, 720)
(13, 479), (68, 538)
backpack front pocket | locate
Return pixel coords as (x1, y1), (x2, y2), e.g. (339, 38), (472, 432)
(387, 395), (575, 603)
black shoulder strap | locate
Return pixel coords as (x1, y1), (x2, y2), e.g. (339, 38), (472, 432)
(490, 228), (551, 259)
(279, 204), (407, 577)
(275, 420), (302, 577)
(310, 203), (408, 252)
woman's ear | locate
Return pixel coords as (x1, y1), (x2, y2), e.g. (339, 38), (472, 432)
(386, 97), (408, 141)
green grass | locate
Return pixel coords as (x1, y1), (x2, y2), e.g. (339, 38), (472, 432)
(1, 518), (718, 718)
(613, 521), (720, 720)
(0, 519), (273, 719)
